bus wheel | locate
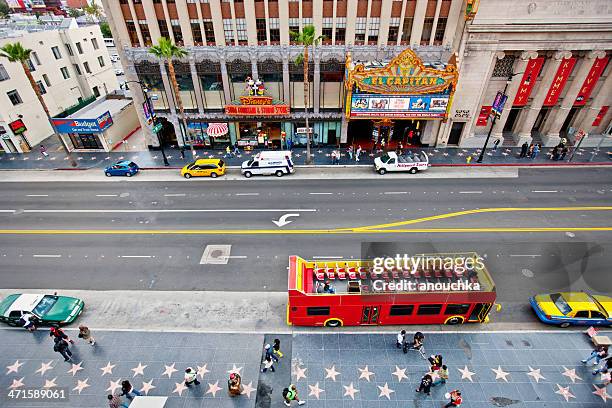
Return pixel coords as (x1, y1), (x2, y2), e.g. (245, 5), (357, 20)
(559, 322), (570, 328)
(445, 316), (464, 325)
(325, 319), (342, 327)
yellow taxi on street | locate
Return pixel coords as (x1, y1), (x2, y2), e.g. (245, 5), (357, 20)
(530, 291), (612, 328)
(181, 159), (226, 179)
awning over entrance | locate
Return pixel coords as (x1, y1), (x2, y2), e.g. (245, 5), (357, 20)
(206, 122), (229, 137)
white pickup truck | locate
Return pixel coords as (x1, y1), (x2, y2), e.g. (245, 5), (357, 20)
(374, 151), (429, 175)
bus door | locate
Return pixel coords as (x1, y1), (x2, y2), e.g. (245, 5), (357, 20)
(361, 306), (381, 325)
(467, 303), (492, 323)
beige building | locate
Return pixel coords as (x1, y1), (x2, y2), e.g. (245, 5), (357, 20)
(102, 0), (610, 149)
(0, 19), (120, 153)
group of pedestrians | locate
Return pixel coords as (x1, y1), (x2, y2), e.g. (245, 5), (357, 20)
(50, 325), (95, 362)
(519, 142), (542, 159)
(582, 344), (612, 376)
(261, 338), (284, 373)
(397, 330), (461, 407)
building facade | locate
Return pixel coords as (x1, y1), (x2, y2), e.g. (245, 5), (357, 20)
(102, 0), (610, 150)
(0, 19), (120, 153)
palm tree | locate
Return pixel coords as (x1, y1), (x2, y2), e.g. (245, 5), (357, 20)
(83, 1), (102, 23)
(148, 37), (193, 157)
(290, 25), (323, 164)
(0, 42), (77, 167)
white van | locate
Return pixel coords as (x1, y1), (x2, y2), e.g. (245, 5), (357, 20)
(241, 151), (295, 178)
(374, 151), (429, 175)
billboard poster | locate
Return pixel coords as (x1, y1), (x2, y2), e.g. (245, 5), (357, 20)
(476, 106), (491, 126)
(543, 57), (576, 107)
(52, 111), (113, 134)
(574, 56), (610, 106)
(350, 94), (449, 119)
(491, 92), (507, 118)
(513, 57), (545, 106)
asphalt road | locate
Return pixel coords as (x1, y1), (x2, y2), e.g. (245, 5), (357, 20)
(0, 167), (611, 326)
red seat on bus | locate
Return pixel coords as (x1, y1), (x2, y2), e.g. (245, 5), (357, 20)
(314, 267), (325, 281)
(358, 267), (368, 280)
(402, 268), (412, 278)
(412, 269), (421, 279)
(336, 264), (347, 280)
(391, 269), (400, 279)
(347, 267), (357, 280)
(423, 268), (432, 279)
(444, 269), (453, 279)
(434, 269), (443, 279)
(325, 265), (335, 280)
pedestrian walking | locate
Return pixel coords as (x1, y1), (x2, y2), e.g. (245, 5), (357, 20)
(50, 326), (74, 344)
(227, 372), (242, 396)
(233, 142), (240, 156)
(225, 145), (232, 158)
(261, 354), (275, 373)
(40, 144), (48, 157)
(107, 394), (129, 408)
(560, 146), (568, 160)
(530, 143), (540, 159)
(406, 331), (425, 358)
(551, 146), (560, 161)
(356, 145), (362, 162)
(583, 345), (608, 365)
(433, 365), (449, 386)
(184, 367), (201, 386)
(593, 355), (612, 375)
(347, 145), (354, 160)
(78, 325), (95, 346)
(179, 146), (185, 159)
(380, 138), (386, 151)
(265, 343), (279, 362)
(396, 330), (406, 349)
(428, 354), (443, 371)
(20, 312), (36, 332)
(121, 380), (141, 400)
(466, 155), (472, 164)
(273, 338), (284, 358)
(398, 141), (404, 155)
(415, 373), (433, 396)
(492, 139), (500, 152)
(520, 142), (528, 158)
(53, 337), (72, 362)
(443, 390), (463, 407)
(282, 384), (306, 406)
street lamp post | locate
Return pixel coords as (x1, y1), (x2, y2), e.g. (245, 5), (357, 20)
(476, 72), (526, 163)
(125, 80), (169, 167)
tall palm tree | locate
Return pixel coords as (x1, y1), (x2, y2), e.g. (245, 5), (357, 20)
(291, 25), (323, 164)
(148, 37), (193, 157)
(0, 42), (77, 167)
(83, 1), (102, 23)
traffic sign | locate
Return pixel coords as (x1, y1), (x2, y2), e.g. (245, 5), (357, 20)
(152, 123), (162, 133)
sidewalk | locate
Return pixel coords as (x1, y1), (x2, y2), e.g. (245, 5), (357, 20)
(0, 329), (609, 407)
(2, 139), (611, 171)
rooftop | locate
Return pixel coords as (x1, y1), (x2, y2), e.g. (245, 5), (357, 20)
(70, 96), (132, 120)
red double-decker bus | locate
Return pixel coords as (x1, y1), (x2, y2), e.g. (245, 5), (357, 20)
(287, 253), (497, 327)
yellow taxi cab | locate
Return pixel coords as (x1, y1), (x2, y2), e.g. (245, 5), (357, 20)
(530, 291), (612, 328)
(181, 159), (226, 179)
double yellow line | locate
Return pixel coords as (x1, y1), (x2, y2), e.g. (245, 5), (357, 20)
(0, 206), (611, 235)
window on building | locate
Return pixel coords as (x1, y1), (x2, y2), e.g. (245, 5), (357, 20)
(190, 20), (203, 45)
(434, 17), (447, 43)
(139, 21), (152, 46)
(60, 66), (70, 79)
(322, 18), (333, 42)
(256, 18), (267, 43)
(368, 17), (380, 43)
(42, 74), (51, 87)
(203, 20), (215, 44)
(31, 51), (41, 65)
(36, 80), (47, 95)
(76, 42), (83, 54)
(389, 305), (414, 316)
(84, 62), (91, 73)
(388, 17), (400, 43)
(27, 59), (36, 72)
(223, 19), (234, 45)
(0, 64), (9, 81)
(269, 18), (280, 43)
(354, 17), (367, 43)
(91, 38), (99, 49)
(126, 20), (139, 46)
(235, 19), (247, 44)
(171, 20), (183, 45)
(401, 17), (413, 43)
(288, 18), (300, 37)
(51, 46), (62, 59)
(302, 18), (313, 27)
(92, 86), (100, 97)
(158, 20), (170, 40)
(65, 43), (73, 56)
(73, 64), (82, 75)
(335, 18), (346, 43)
(492, 56), (516, 77)
(421, 18), (434, 44)
(7, 90), (22, 105)
(97, 56), (105, 68)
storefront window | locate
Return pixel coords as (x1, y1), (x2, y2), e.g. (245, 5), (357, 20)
(68, 133), (104, 150)
(136, 62), (169, 112)
(168, 62), (196, 112)
(320, 59), (344, 110)
(196, 60), (225, 109)
(226, 59), (252, 100)
(290, 61), (314, 109)
(257, 59), (283, 101)
(186, 121), (209, 147)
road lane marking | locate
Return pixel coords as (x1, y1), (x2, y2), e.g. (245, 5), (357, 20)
(120, 255), (152, 258)
(163, 194), (186, 197)
(384, 192), (408, 195)
(235, 193), (260, 196)
(308, 192), (333, 195)
(16, 209), (317, 213)
(96, 194), (118, 197)
(33, 254), (61, 258)
(532, 190), (558, 193)
(26, 194), (49, 197)
(459, 191), (482, 194)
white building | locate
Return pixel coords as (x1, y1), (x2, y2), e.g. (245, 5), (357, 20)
(0, 18), (120, 153)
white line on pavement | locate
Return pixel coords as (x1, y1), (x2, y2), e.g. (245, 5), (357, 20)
(120, 255), (152, 258)
(235, 193), (260, 196)
(19, 209), (318, 213)
(509, 254), (542, 257)
(163, 193), (186, 197)
(384, 192), (408, 195)
(26, 194), (49, 197)
(33, 254), (61, 258)
(532, 190), (558, 193)
(308, 192), (333, 195)
(96, 194), (118, 197)
(459, 191), (483, 194)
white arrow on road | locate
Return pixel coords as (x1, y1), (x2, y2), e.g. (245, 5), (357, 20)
(272, 213), (300, 227)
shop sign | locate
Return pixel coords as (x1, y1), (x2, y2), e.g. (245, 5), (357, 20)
(52, 111), (113, 134)
(454, 110), (470, 119)
(543, 57), (576, 107)
(592, 106), (609, 127)
(225, 105), (290, 116)
(8, 119), (27, 135)
(239, 95), (273, 105)
(575, 56), (610, 106)
(491, 92), (507, 118)
(296, 127), (313, 134)
(513, 57), (545, 106)
(350, 94), (449, 119)
(476, 106), (491, 126)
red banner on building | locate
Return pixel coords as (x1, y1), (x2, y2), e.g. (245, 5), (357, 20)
(543, 57), (576, 107)
(575, 56), (610, 106)
(476, 106), (491, 126)
(592, 106), (609, 127)
(513, 57), (545, 106)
